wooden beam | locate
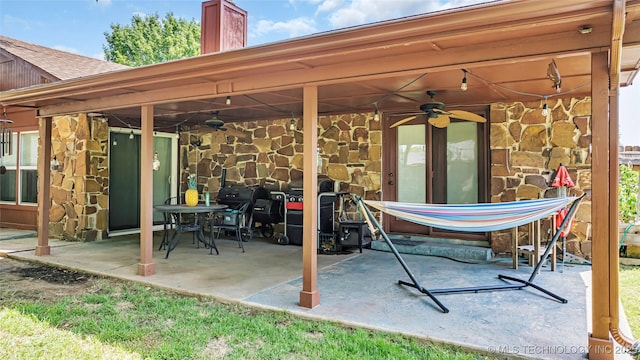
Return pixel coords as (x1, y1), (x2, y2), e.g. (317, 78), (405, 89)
(300, 85), (320, 309)
(589, 50), (614, 359)
(35, 117), (51, 256)
(36, 28), (615, 118)
(609, 0), (626, 88)
(137, 105), (156, 276)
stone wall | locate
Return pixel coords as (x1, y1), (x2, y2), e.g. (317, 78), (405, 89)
(489, 97), (592, 258)
(180, 112), (382, 204)
(47, 114), (109, 241)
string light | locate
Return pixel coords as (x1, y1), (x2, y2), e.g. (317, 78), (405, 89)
(129, 130), (134, 140)
(226, 96), (231, 105)
(460, 69), (468, 91)
(541, 96), (549, 116)
(112, 137), (118, 146)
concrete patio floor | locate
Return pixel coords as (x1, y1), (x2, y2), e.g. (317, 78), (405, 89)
(0, 228), (634, 360)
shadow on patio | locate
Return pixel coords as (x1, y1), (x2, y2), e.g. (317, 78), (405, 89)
(1, 230), (626, 360)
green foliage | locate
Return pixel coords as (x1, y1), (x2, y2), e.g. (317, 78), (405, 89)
(619, 165), (639, 223)
(620, 265), (640, 339)
(103, 12), (200, 66)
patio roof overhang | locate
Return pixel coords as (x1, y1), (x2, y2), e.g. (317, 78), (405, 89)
(1, 0), (638, 129)
(2, 1), (640, 357)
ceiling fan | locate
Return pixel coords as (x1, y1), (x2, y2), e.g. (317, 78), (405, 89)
(204, 111), (227, 131)
(390, 90), (486, 128)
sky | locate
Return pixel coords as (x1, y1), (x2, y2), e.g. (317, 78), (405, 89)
(0, 0), (638, 143)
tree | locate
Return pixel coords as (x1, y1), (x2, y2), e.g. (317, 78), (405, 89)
(103, 12), (200, 66)
(619, 164), (639, 224)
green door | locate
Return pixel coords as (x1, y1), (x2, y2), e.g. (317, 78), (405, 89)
(108, 130), (176, 233)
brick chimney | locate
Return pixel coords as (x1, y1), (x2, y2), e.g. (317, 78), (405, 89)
(200, 0), (248, 54)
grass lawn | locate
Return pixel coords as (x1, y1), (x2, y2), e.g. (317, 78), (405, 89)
(0, 261), (492, 360)
(620, 265), (640, 338)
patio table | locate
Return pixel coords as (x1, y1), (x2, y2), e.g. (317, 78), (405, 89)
(154, 203), (227, 258)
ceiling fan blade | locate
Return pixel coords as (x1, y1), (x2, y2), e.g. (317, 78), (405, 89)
(428, 114), (450, 128)
(446, 110), (486, 123)
(389, 115), (417, 128)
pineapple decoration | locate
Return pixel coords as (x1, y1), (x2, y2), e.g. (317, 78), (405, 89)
(185, 174), (199, 207)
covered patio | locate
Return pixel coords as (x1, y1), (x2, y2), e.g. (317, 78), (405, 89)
(1, 0), (640, 358)
(0, 231), (621, 360)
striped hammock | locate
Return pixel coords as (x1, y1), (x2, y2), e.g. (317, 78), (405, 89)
(364, 197), (575, 232)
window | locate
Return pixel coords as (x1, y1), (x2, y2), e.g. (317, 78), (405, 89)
(0, 132), (17, 202)
(19, 132), (38, 204)
(0, 131), (38, 205)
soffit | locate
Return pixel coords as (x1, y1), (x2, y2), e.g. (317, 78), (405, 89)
(0, 0), (639, 130)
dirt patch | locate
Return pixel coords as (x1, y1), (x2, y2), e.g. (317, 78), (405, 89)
(0, 257), (99, 302)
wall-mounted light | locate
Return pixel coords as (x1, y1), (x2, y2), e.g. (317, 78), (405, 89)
(460, 69), (468, 91)
(152, 152), (160, 171)
(289, 113), (296, 131)
(50, 156), (60, 171)
(373, 102), (380, 121)
(541, 96), (549, 117)
(226, 96), (231, 105)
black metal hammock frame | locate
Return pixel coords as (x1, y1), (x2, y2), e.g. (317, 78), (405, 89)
(353, 193), (587, 313)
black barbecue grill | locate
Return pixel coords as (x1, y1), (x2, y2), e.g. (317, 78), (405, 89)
(217, 185), (282, 238)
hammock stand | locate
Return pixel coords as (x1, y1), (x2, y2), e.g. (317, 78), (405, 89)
(354, 193), (586, 313)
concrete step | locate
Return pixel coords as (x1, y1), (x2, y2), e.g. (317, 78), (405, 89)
(0, 229), (37, 241)
(371, 236), (494, 261)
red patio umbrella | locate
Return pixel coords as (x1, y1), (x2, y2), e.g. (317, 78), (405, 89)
(552, 164), (574, 236)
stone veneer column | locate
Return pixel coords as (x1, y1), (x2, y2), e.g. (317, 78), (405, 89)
(49, 114), (109, 242)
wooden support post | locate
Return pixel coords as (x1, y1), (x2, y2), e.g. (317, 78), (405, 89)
(35, 117), (52, 256)
(300, 85), (320, 308)
(588, 50), (614, 359)
(137, 105), (156, 276)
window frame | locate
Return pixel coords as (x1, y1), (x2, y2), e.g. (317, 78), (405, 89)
(18, 131), (39, 206)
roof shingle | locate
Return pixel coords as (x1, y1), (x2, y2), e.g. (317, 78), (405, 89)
(0, 35), (128, 80)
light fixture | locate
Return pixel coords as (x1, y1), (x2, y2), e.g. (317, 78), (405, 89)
(152, 152), (160, 171)
(289, 113), (296, 131)
(578, 25), (592, 34)
(129, 130), (134, 140)
(460, 69), (468, 91)
(175, 125), (181, 139)
(373, 102), (380, 121)
(226, 96), (231, 105)
(50, 156), (59, 171)
(541, 97), (549, 117)
(112, 137), (118, 146)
